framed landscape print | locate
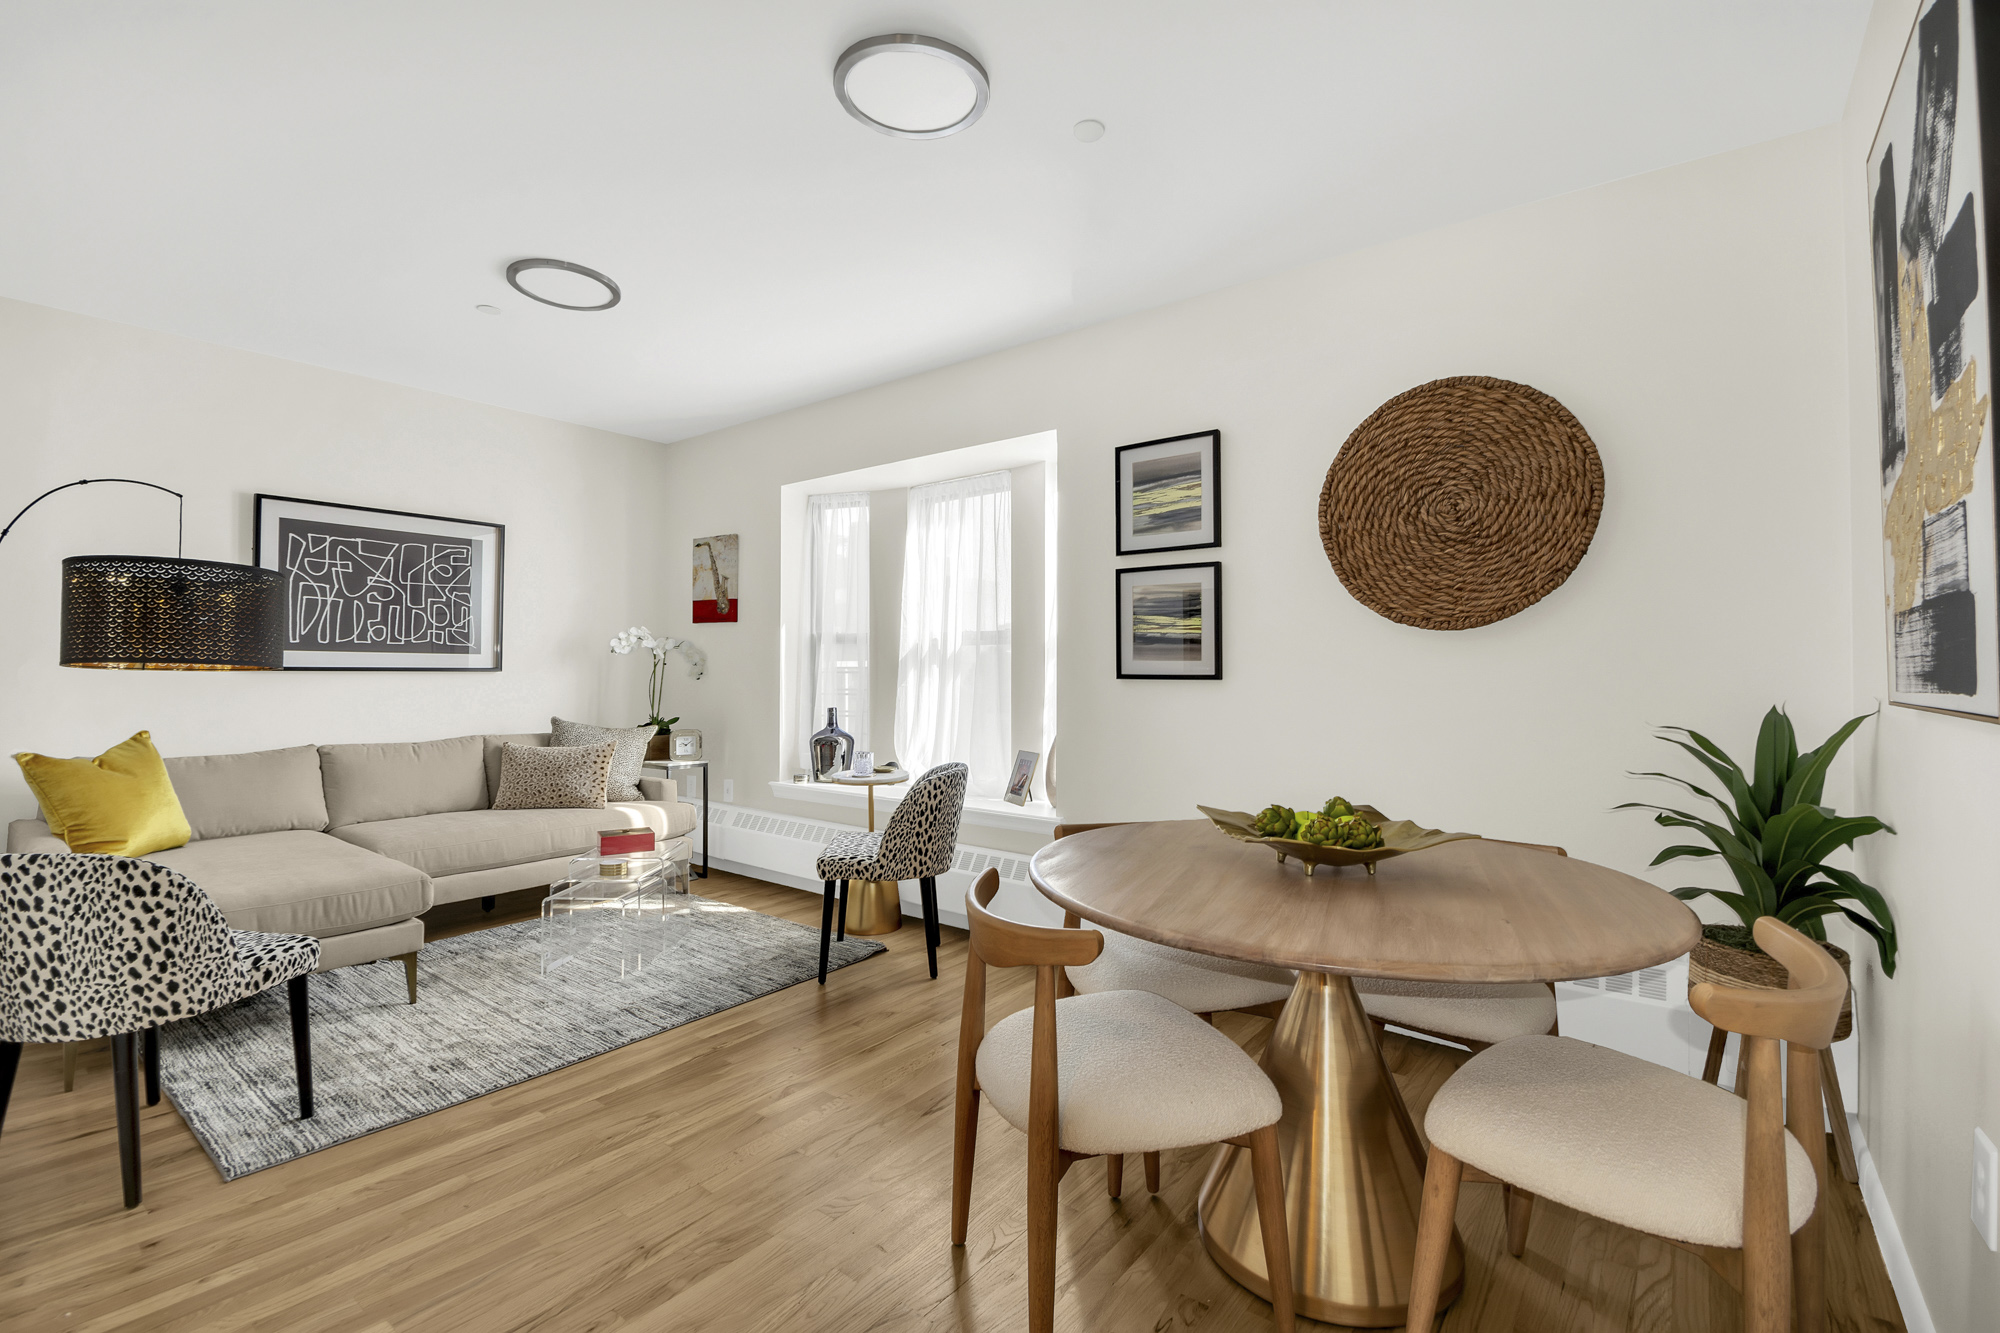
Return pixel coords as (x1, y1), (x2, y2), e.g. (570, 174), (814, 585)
(1869, 0), (2000, 718)
(1115, 430), (1219, 555)
(1116, 561), (1221, 679)
(254, 494), (503, 671)
(693, 533), (739, 623)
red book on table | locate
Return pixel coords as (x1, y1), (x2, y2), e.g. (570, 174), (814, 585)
(599, 827), (655, 856)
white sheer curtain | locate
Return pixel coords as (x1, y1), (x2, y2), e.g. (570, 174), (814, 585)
(895, 471), (1011, 797)
(796, 492), (870, 768)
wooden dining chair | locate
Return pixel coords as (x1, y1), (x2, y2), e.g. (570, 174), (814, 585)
(1354, 841), (1566, 1052)
(951, 868), (1296, 1333)
(1404, 915), (1844, 1333)
(1049, 822), (1298, 1193)
(1701, 1011), (1860, 1185)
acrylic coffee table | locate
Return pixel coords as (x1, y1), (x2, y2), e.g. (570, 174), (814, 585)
(541, 852), (689, 978)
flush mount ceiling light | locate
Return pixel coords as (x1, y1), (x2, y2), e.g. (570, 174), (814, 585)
(505, 258), (621, 311)
(835, 34), (988, 139)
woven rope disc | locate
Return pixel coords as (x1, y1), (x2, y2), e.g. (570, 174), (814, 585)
(1320, 376), (1604, 630)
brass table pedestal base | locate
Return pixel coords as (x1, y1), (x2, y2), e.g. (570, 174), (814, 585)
(1198, 972), (1462, 1327)
(844, 879), (903, 935)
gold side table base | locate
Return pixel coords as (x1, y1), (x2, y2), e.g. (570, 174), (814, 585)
(845, 879), (904, 935)
(1198, 971), (1462, 1327)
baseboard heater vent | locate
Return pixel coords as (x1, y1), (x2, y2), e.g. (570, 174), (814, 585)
(1561, 962), (1677, 1004)
(719, 807), (1030, 883)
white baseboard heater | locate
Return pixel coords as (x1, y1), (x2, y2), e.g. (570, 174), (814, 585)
(696, 802), (1056, 930)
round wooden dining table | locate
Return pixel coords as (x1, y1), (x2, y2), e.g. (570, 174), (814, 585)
(1030, 820), (1700, 1328)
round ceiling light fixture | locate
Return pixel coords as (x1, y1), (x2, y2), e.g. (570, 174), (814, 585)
(505, 258), (622, 311)
(834, 34), (988, 139)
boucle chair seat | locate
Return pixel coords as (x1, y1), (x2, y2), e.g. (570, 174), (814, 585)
(1066, 929), (1296, 1015)
(975, 989), (1283, 1157)
(1424, 1035), (1816, 1249)
(1354, 978), (1556, 1047)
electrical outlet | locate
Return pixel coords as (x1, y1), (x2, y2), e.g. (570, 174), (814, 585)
(722, 778), (734, 802)
(1975, 1127), (1999, 1252)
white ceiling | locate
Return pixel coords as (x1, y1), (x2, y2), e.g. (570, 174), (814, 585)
(0, 2), (1870, 444)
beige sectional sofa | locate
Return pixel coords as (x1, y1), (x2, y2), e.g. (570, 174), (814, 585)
(5, 732), (697, 983)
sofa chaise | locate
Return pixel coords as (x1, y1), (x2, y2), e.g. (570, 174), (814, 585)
(5, 733), (696, 990)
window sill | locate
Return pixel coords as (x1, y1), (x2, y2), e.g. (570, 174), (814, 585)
(763, 780), (1061, 836)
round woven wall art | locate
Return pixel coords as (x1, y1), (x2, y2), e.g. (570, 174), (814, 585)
(1320, 376), (1603, 631)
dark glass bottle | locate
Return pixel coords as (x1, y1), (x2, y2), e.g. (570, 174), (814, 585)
(809, 707), (853, 781)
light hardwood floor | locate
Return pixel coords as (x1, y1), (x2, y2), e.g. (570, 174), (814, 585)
(0, 872), (1906, 1332)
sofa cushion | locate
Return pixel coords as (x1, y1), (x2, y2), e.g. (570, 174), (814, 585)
(319, 735), (487, 828)
(165, 744), (329, 840)
(482, 732), (550, 804)
(147, 830), (432, 938)
(491, 742), (613, 811)
(330, 806), (663, 879)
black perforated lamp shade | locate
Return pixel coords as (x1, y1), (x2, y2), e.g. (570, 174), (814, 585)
(60, 555), (285, 670)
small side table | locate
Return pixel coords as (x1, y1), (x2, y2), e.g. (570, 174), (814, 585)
(828, 770), (910, 935)
(644, 759), (709, 879)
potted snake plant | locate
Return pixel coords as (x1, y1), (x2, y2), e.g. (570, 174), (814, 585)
(1618, 707), (1897, 1034)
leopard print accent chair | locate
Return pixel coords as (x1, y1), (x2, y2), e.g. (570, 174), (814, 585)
(814, 762), (968, 985)
(0, 852), (322, 1208)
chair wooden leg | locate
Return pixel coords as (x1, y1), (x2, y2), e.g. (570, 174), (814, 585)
(1057, 913), (1078, 998)
(1245, 1123), (1296, 1333)
(920, 876), (940, 979)
(1144, 1151), (1161, 1193)
(1740, 1035), (1790, 1333)
(397, 952), (419, 1004)
(836, 880), (849, 941)
(142, 1026), (161, 1106)
(110, 1031), (142, 1209)
(1819, 1046), (1859, 1184)
(1503, 1182), (1534, 1258)
(0, 1040), (20, 1136)
(817, 880), (837, 984)
(62, 1041), (77, 1093)
(951, 1086), (980, 1244)
(1027, 1113), (1061, 1333)
(288, 975), (315, 1120)
(1405, 1145), (1464, 1333)
(1106, 1153), (1123, 1199)
(1703, 1025), (1728, 1084)
(1788, 1043), (1828, 1333)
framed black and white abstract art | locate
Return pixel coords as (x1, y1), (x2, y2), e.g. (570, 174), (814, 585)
(1115, 430), (1219, 555)
(254, 494), (504, 671)
(1115, 561), (1221, 680)
(1870, 0), (2000, 719)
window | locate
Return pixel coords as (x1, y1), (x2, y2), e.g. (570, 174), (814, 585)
(895, 472), (1011, 797)
(795, 492), (870, 766)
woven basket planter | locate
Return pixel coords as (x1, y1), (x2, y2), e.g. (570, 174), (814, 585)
(1689, 929), (1852, 1043)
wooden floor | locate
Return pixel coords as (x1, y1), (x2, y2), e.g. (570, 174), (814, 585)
(0, 871), (1906, 1333)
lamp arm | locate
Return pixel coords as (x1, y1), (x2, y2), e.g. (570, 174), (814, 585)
(0, 478), (185, 557)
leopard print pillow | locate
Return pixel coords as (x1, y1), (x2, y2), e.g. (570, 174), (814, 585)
(492, 741), (615, 810)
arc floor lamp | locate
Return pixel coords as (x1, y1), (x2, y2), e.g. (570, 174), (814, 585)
(0, 479), (284, 670)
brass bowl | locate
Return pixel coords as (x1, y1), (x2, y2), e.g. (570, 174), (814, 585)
(1197, 804), (1478, 876)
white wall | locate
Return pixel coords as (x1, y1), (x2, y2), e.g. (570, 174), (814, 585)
(659, 128), (1853, 887)
(0, 297), (675, 815)
(1843, 4), (2000, 1329)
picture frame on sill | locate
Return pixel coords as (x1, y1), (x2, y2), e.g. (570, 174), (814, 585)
(1115, 429), (1219, 555)
(1868, 0), (2000, 720)
(254, 494), (503, 671)
(1004, 750), (1040, 805)
(1116, 561), (1221, 680)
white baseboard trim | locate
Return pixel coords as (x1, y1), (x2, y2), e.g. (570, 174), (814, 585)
(1852, 1113), (1936, 1333)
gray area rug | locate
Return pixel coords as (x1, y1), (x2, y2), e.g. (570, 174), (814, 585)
(159, 897), (884, 1180)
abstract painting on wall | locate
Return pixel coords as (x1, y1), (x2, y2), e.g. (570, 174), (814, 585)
(1115, 430), (1219, 555)
(693, 533), (739, 623)
(1116, 561), (1221, 679)
(1870, 0), (2000, 718)
(254, 494), (504, 670)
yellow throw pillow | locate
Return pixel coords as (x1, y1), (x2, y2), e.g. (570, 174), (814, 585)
(14, 730), (192, 856)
